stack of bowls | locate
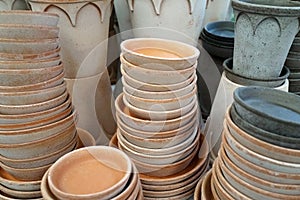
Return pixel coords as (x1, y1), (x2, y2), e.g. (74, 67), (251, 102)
(41, 146), (143, 200)
(0, 11), (78, 199)
(112, 38), (209, 199)
(200, 21), (234, 59)
(285, 32), (300, 95)
(201, 86), (300, 200)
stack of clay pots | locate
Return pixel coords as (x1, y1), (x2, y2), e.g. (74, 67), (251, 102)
(111, 38), (209, 199)
(0, 11), (78, 199)
(205, 0), (300, 161)
(29, 0), (116, 144)
(285, 32), (300, 95)
(196, 86), (300, 200)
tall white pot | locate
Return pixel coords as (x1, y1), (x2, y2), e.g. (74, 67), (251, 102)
(128, 0), (207, 46)
(29, 0), (112, 79)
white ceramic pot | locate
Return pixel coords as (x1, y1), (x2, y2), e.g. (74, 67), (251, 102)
(65, 71), (117, 145)
(0, 0), (30, 10)
(128, 0), (207, 46)
(29, 0), (113, 79)
(203, 0), (233, 27)
(204, 72), (289, 161)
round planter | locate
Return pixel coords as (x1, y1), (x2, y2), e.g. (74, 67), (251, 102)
(232, 0), (300, 79)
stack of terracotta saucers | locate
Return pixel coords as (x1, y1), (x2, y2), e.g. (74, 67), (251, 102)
(196, 86), (300, 199)
(0, 11), (78, 200)
(41, 146), (143, 200)
(285, 32), (300, 95)
(111, 38), (210, 199)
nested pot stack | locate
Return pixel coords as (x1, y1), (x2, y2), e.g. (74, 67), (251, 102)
(110, 38), (210, 199)
(0, 11), (78, 200)
(28, 0), (117, 144)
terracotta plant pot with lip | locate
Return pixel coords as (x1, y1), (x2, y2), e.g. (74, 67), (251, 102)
(232, 0), (300, 79)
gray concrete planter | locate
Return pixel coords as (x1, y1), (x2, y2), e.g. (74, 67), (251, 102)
(232, 0), (300, 79)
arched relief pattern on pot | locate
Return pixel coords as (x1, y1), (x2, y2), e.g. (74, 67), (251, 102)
(30, 1), (111, 26)
(128, 0), (197, 15)
(235, 11), (282, 37)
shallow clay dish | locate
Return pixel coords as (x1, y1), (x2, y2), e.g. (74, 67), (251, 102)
(121, 38), (199, 70)
(41, 169), (56, 200)
(0, 56), (60, 69)
(0, 184), (41, 199)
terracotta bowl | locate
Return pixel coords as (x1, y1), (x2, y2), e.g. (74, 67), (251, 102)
(0, 11), (59, 26)
(117, 129), (199, 165)
(48, 146), (132, 200)
(0, 62), (63, 86)
(222, 133), (300, 185)
(196, 169), (213, 200)
(115, 93), (198, 132)
(0, 123), (77, 160)
(123, 85), (196, 111)
(0, 24), (59, 40)
(0, 134), (77, 169)
(117, 112), (197, 139)
(0, 184), (41, 199)
(0, 46), (60, 61)
(122, 75), (197, 100)
(41, 169), (57, 200)
(226, 107), (300, 162)
(0, 81), (66, 105)
(0, 56), (60, 69)
(0, 70), (64, 93)
(121, 56), (196, 85)
(120, 38), (199, 70)
(121, 66), (196, 92)
(123, 93), (197, 120)
(0, 92), (70, 123)
(118, 123), (198, 149)
(76, 128), (96, 148)
(0, 167), (41, 191)
(0, 89), (68, 115)
(0, 38), (59, 54)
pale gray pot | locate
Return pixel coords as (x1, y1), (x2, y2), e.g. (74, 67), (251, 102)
(232, 0), (300, 79)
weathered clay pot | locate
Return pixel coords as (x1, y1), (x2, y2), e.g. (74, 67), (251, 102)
(29, 0), (113, 79)
(127, 0), (207, 46)
(0, 0), (30, 10)
(232, 0), (300, 79)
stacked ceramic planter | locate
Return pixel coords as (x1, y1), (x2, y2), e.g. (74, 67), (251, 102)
(29, 0), (117, 144)
(0, 11), (78, 199)
(285, 32), (300, 95)
(41, 146), (143, 200)
(111, 38), (209, 199)
(205, 0), (300, 161)
(197, 86), (300, 200)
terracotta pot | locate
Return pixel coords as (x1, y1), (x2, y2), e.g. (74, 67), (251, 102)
(127, 0), (207, 46)
(29, 0), (113, 79)
(232, 0), (300, 79)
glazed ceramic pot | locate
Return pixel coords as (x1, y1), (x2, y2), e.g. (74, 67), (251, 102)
(232, 0), (300, 79)
(0, 0), (30, 10)
(65, 72), (116, 145)
(29, 0), (113, 79)
(203, 0), (233, 26)
(127, 0), (207, 46)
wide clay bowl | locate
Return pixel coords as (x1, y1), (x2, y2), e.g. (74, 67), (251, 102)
(0, 24), (59, 40)
(0, 56), (60, 69)
(0, 62), (63, 86)
(121, 66), (196, 92)
(224, 58), (290, 87)
(0, 11), (59, 26)
(120, 38), (199, 71)
(219, 145), (300, 195)
(48, 146), (132, 200)
(229, 104), (300, 150)
(0, 81), (66, 105)
(0, 183), (41, 199)
(233, 86), (300, 138)
(0, 167), (41, 191)
(122, 93), (196, 120)
(0, 89), (68, 115)
(0, 70), (64, 93)
(0, 92), (70, 124)
(115, 93), (198, 132)
(0, 38), (59, 54)
(121, 56), (196, 85)
(203, 20), (235, 43)
(122, 75), (197, 100)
